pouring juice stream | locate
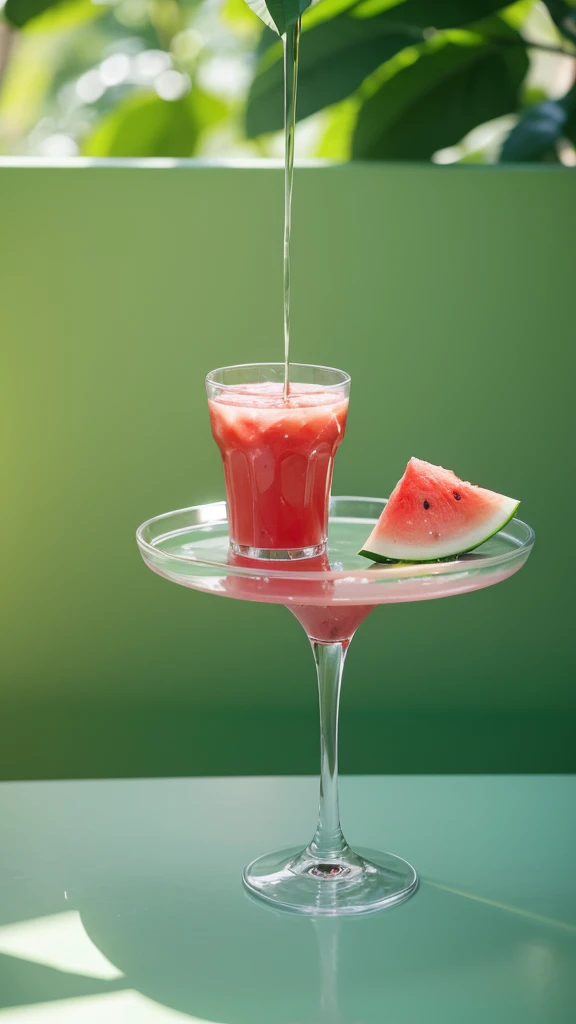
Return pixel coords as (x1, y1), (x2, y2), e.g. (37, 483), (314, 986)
(283, 19), (301, 398)
(206, 17), (350, 560)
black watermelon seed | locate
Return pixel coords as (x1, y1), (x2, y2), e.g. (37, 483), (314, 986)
(453, 492), (461, 500)
(423, 500), (430, 510)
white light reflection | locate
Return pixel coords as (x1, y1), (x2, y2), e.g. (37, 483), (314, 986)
(196, 502), (227, 524)
(171, 29), (203, 63)
(76, 70), (105, 104)
(432, 146), (460, 165)
(133, 49), (172, 83)
(155, 70), (191, 101)
(558, 140), (576, 166)
(99, 53), (131, 87)
(196, 57), (251, 99)
(0, 991), (217, 1022)
(427, 881), (576, 933)
(0, 910), (122, 979)
(517, 941), (558, 999)
(37, 135), (79, 158)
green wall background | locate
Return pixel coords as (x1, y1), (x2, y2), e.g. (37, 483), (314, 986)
(0, 159), (574, 778)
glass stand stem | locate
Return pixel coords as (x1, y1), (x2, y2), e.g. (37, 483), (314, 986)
(242, 627), (418, 911)
(308, 641), (350, 863)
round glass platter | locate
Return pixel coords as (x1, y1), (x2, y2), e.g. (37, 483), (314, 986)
(136, 495), (534, 914)
(136, 495), (534, 608)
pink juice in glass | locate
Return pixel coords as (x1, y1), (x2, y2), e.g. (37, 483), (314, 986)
(208, 381), (349, 558)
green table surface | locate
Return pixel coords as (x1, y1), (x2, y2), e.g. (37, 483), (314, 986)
(0, 776), (574, 1022)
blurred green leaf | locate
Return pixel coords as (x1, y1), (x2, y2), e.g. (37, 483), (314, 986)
(500, 99), (567, 160)
(4, 0), (80, 29)
(316, 96), (359, 158)
(247, 19), (417, 136)
(542, 1), (576, 44)
(245, 0), (515, 136)
(0, 21), (68, 133)
(223, 0), (265, 34)
(243, 0), (313, 35)
(501, 80), (576, 160)
(555, 83), (576, 150)
(565, 102), (576, 146)
(493, 0), (536, 29)
(82, 87), (225, 157)
(522, 85), (549, 106)
(352, 32), (529, 159)
(20, 0), (104, 32)
(191, 87), (229, 133)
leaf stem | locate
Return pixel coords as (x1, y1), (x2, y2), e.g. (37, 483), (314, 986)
(489, 33), (575, 56)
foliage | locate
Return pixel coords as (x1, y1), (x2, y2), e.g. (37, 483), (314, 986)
(352, 31), (529, 160)
(83, 85), (226, 155)
(498, 2), (576, 159)
(246, 0), (576, 162)
(1, 0), (575, 162)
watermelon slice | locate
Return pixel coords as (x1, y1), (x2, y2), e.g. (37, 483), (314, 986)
(359, 458), (519, 564)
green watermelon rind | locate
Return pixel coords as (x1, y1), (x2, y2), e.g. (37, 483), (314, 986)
(358, 501), (520, 565)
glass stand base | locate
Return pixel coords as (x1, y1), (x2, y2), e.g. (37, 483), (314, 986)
(243, 844), (418, 916)
(230, 540), (326, 560)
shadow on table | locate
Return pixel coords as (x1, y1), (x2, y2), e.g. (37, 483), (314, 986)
(0, 951), (127, 1011)
(65, 871), (575, 1024)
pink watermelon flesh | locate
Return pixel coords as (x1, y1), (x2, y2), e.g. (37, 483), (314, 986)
(359, 457), (519, 563)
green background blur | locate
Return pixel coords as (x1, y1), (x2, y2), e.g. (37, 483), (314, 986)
(1, 160), (574, 779)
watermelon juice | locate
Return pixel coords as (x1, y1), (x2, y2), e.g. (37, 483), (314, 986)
(206, 366), (350, 559)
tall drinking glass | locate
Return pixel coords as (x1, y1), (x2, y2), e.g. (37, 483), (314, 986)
(206, 363), (350, 560)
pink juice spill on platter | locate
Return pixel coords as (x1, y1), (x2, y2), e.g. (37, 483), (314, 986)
(208, 383), (349, 553)
(228, 551), (373, 643)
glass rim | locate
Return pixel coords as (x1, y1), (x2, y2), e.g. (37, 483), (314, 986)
(205, 362), (351, 391)
(136, 498), (535, 583)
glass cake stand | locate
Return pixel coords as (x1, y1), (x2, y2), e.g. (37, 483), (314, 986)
(136, 496), (534, 916)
